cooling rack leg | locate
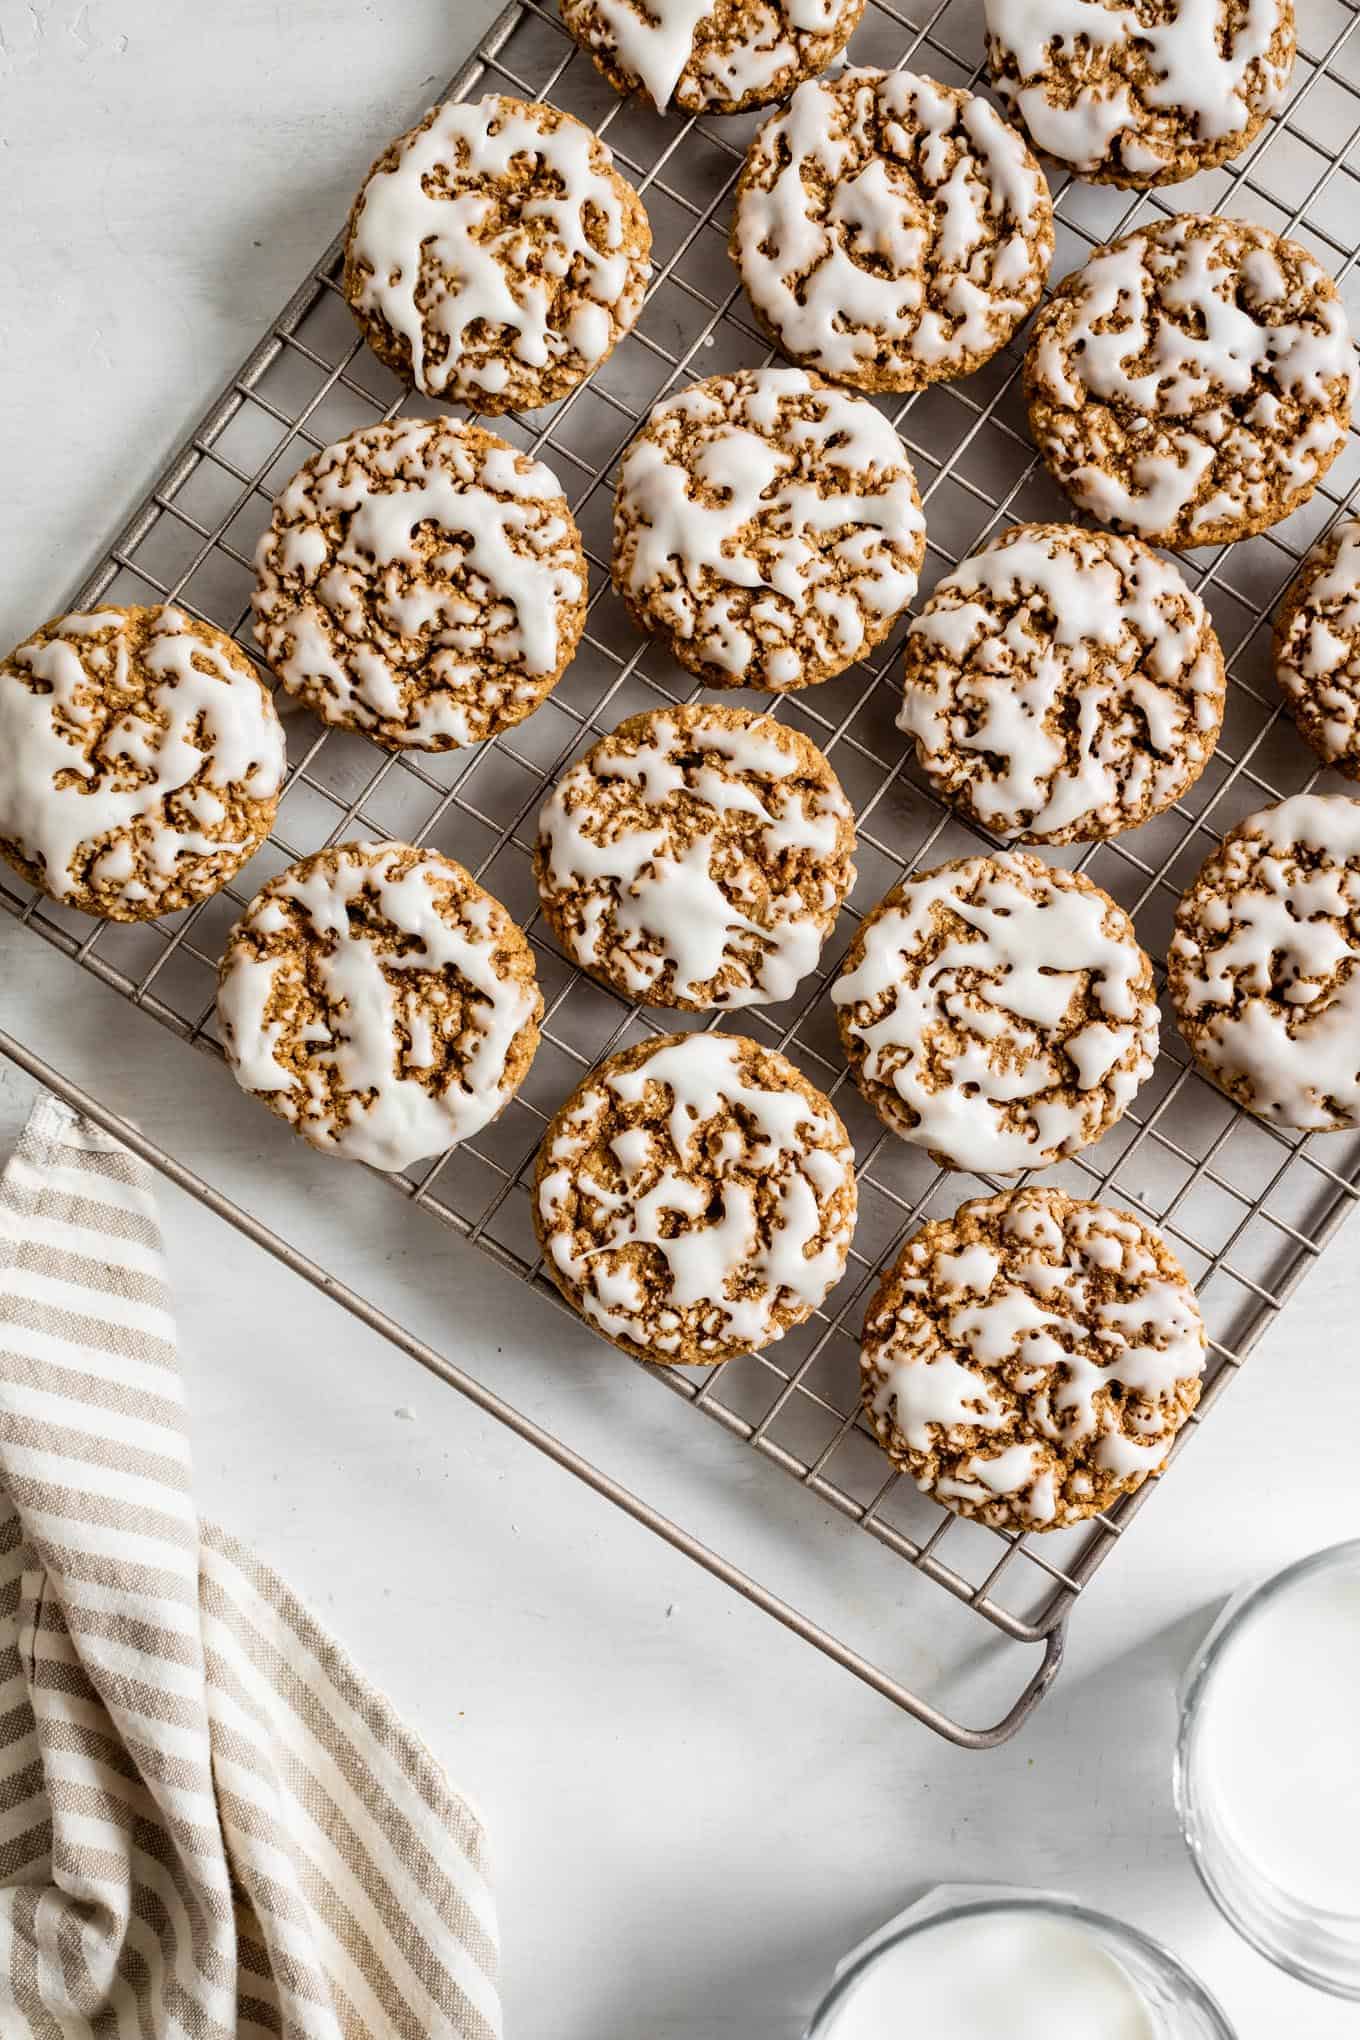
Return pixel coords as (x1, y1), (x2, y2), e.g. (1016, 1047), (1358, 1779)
(0, 1025), (1065, 1746)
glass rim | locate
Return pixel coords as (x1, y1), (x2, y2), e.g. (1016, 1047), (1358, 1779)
(804, 1893), (1236, 2037)
(1175, 1537), (1360, 1999)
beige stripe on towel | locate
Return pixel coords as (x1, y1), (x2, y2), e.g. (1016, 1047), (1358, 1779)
(0, 1095), (500, 2039)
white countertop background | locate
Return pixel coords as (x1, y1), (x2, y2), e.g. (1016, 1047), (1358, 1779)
(1, 4), (1357, 2034)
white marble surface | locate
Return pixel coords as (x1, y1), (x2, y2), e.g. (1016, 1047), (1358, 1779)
(0, 4), (1357, 2035)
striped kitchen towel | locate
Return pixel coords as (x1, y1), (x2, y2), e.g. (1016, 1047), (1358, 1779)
(0, 1094), (500, 2039)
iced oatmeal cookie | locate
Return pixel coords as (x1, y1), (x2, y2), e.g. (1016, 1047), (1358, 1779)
(534, 1031), (857, 1363)
(535, 704), (855, 1009)
(898, 523), (1225, 843)
(861, 1185), (1206, 1531)
(0, 604), (285, 922)
(613, 366), (925, 691)
(253, 417), (586, 752)
(1025, 215), (1355, 549)
(1273, 515), (1360, 778)
(832, 852), (1158, 1173)
(559, 0), (863, 115)
(343, 94), (651, 412)
(985, 0), (1295, 188)
(217, 840), (542, 1172)
(731, 69), (1053, 393)
(1169, 793), (1360, 1131)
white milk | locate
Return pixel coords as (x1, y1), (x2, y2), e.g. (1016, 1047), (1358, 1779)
(1197, 1567), (1360, 1913)
(820, 1913), (1157, 2038)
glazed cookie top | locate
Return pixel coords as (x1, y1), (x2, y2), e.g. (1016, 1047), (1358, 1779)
(732, 69), (1053, 392)
(343, 94), (650, 411)
(535, 704), (855, 1009)
(217, 841), (542, 1172)
(535, 1031), (857, 1363)
(985, 0), (1295, 187)
(0, 604), (286, 922)
(614, 367), (925, 691)
(861, 1186), (1206, 1531)
(898, 524), (1225, 844)
(1025, 215), (1356, 550)
(559, 0), (863, 115)
(253, 418), (586, 752)
(832, 852), (1158, 1173)
(1274, 515), (1360, 778)
(1168, 794), (1360, 1131)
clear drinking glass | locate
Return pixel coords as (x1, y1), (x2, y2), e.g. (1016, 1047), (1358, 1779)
(804, 1889), (1235, 2038)
(1176, 1539), (1360, 2000)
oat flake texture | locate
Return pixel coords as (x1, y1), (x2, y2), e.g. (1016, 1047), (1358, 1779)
(253, 417), (586, 753)
(898, 522), (1225, 844)
(559, 0), (864, 115)
(1024, 214), (1356, 549)
(343, 93), (651, 412)
(535, 703), (856, 1010)
(217, 840), (543, 1172)
(534, 1031), (857, 1364)
(613, 366), (925, 692)
(985, 0), (1296, 188)
(861, 1186), (1206, 1532)
(1169, 793), (1360, 1132)
(0, 604), (286, 923)
(1273, 514), (1360, 779)
(833, 851), (1158, 1174)
(732, 68), (1053, 393)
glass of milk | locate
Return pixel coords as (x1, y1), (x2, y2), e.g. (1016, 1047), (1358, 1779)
(1176, 1538), (1360, 1999)
(805, 1889), (1234, 2038)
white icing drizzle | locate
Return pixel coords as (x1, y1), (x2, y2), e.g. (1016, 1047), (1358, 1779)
(347, 94), (645, 402)
(1028, 218), (1356, 542)
(867, 1191), (1204, 1528)
(217, 842), (539, 1172)
(832, 853), (1157, 1172)
(0, 606), (286, 910)
(734, 69), (1051, 384)
(615, 367), (924, 689)
(1275, 514), (1360, 766)
(898, 524), (1223, 841)
(253, 418), (583, 750)
(537, 1032), (855, 1357)
(985, 0), (1294, 178)
(570, 0), (843, 111)
(1171, 793), (1360, 1130)
(538, 708), (852, 1008)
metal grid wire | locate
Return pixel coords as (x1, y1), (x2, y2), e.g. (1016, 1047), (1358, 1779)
(5, 0), (1360, 1741)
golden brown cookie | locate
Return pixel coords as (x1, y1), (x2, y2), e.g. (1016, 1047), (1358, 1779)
(535, 704), (855, 1010)
(1025, 216), (1355, 549)
(253, 417), (586, 753)
(832, 852), (1158, 1173)
(898, 523), (1225, 844)
(559, 0), (864, 115)
(861, 1186), (1206, 1532)
(1273, 515), (1360, 778)
(217, 840), (542, 1173)
(343, 93), (651, 412)
(985, 0), (1296, 188)
(0, 604), (285, 923)
(613, 367), (925, 692)
(534, 1031), (857, 1364)
(731, 69), (1053, 393)
(1168, 794), (1360, 1131)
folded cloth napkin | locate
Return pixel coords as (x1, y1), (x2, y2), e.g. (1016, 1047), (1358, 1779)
(0, 1095), (501, 2039)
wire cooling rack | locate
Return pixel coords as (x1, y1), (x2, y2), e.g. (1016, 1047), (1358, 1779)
(4, 0), (1360, 1746)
